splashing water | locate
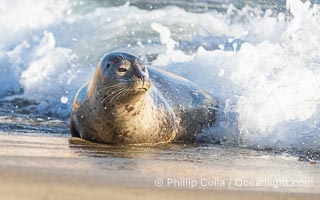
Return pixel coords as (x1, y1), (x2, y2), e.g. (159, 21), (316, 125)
(0, 0), (320, 151)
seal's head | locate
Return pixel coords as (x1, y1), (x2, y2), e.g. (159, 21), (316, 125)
(92, 52), (151, 103)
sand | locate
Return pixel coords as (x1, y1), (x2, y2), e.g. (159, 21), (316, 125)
(0, 133), (319, 200)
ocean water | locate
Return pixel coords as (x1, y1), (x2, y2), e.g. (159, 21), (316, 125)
(0, 0), (320, 156)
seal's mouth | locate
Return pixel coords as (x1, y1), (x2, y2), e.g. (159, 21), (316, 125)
(131, 87), (149, 94)
(136, 87), (148, 92)
(130, 80), (151, 94)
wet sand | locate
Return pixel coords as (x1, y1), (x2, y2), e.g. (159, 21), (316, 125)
(0, 133), (319, 200)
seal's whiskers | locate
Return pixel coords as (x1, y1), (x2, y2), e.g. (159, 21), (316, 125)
(110, 88), (128, 102)
(97, 83), (128, 95)
(100, 87), (127, 103)
(123, 83), (133, 97)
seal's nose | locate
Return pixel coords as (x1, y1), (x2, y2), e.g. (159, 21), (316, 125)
(136, 75), (148, 87)
(133, 73), (151, 92)
(137, 74), (144, 82)
(133, 69), (146, 83)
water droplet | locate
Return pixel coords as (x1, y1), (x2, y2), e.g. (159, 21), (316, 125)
(60, 96), (68, 104)
(232, 43), (238, 51)
(218, 44), (224, 50)
(137, 41), (142, 46)
(67, 9), (72, 15)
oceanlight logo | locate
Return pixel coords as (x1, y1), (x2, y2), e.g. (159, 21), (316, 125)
(154, 178), (314, 189)
(233, 178), (314, 189)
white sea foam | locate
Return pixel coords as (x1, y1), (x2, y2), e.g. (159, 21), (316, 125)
(152, 0), (320, 149)
(0, 0), (319, 150)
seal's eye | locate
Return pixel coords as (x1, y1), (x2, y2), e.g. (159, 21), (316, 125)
(117, 68), (128, 72)
(106, 63), (111, 69)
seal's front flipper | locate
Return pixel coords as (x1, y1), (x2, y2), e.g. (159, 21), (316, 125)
(70, 120), (80, 138)
(68, 137), (94, 145)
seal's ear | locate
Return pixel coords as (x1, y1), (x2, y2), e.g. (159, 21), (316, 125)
(106, 62), (111, 69)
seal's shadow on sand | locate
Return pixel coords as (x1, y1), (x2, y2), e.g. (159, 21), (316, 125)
(68, 137), (196, 159)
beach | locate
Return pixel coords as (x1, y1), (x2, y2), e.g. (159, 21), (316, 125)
(1, 133), (319, 200)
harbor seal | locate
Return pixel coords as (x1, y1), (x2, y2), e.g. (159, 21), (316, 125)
(70, 52), (217, 144)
